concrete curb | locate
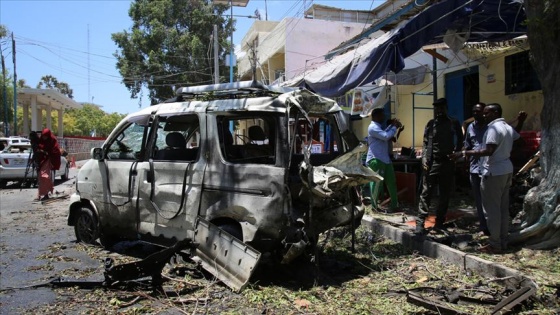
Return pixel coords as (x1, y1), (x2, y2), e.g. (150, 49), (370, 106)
(361, 215), (536, 289)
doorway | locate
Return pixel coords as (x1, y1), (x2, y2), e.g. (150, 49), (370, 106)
(444, 66), (480, 123)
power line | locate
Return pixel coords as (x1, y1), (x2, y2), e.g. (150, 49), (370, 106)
(13, 35), (219, 86)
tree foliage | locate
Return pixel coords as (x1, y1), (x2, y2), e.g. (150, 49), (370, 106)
(15, 103), (124, 137)
(0, 24), (13, 135)
(17, 79), (30, 88)
(0, 24), (7, 38)
(112, 0), (233, 105)
(36, 75), (74, 99)
(509, 1), (560, 249)
(0, 74), (14, 136)
(63, 104), (126, 137)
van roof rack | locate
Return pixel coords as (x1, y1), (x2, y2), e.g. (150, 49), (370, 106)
(175, 80), (296, 98)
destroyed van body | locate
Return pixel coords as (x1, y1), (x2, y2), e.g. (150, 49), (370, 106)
(67, 81), (378, 290)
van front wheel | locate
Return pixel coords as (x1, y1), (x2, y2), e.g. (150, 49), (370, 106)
(74, 207), (100, 244)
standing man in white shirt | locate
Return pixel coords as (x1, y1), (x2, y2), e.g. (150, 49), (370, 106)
(463, 103), (527, 237)
(366, 108), (402, 212)
(452, 103), (519, 254)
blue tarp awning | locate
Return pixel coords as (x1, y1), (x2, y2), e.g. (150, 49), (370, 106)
(293, 0), (526, 98)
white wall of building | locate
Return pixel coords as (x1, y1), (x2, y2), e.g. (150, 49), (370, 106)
(238, 17), (370, 83)
(283, 18), (368, 80)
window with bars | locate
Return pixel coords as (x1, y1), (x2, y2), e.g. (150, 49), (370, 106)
(505, 51), (541, 95)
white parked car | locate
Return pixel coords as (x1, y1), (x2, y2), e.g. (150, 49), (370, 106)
(0, 136), (30, 149)
(0, 143), (70, 188)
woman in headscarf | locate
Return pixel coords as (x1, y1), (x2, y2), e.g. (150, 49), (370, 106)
(34, 128), (61, 201)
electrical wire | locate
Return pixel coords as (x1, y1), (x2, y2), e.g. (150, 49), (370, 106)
(12, 35), (218, 87)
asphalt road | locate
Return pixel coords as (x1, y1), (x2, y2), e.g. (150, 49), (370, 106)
(0, 163), (100, 314)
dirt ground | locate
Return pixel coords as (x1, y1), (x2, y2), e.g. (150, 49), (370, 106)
(1, 173), (559, 314)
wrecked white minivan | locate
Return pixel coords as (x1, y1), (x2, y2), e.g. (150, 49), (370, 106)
(67, 81), (379, 291)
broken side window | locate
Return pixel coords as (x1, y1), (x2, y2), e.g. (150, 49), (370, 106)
(152, 114), (200, 162)
(217, 114), (276, 165)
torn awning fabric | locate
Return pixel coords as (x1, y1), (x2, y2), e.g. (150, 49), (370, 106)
(297, 0), (526, 98)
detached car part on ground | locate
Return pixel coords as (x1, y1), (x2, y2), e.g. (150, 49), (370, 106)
(0, 144), (70, 189)
(67, 81), (381, 291)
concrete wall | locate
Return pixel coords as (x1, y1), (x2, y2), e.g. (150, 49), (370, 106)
(391, 79), (435, 150)
(283, 18), (367, 80)
(476, 51), (543, 131)
(60, 137), (105, 162)
(239, 17), (368, 83)
(238, 21), (280, 80)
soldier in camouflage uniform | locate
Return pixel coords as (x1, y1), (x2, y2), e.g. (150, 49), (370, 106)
(416, 98), (463, 234)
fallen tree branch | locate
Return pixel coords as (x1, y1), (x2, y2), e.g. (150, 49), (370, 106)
(171, 297), (209, 305)
(118, 296), (143, 308)
(407, 291), (466, 315)
(162, 274), (201, 287)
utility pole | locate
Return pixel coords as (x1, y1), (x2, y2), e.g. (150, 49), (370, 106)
(1, 53), (8, 136)
(214, 25), (219, 84)
(229, 1), (234, 83)
(432, 55), (438, 102)
(250, 42), (257, 81)
(88, 24), (91, 103)
(213, 0), (249, 83)
(12, 32), (17, 136)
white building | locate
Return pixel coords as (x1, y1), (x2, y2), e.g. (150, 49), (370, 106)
(237, 4), (377, 84)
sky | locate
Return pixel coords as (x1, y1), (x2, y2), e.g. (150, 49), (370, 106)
(0, 0), (380, 115)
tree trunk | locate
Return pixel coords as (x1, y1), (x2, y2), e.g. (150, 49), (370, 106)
(509, 1), (560, 249)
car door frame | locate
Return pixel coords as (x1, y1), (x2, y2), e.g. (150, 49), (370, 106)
(134, 112), (206, 243)
(95, 116), (151, 236)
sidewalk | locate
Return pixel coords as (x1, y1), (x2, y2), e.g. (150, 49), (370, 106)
(361, 209), (536, 290)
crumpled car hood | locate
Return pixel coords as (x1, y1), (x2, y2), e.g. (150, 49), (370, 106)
(299, 144), (382, 198)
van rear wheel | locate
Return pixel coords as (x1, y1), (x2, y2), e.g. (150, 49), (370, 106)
(74, 207), (99, 244)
